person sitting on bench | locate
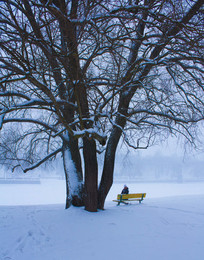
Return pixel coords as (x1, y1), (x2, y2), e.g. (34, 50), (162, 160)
(121, 185), (129, 194)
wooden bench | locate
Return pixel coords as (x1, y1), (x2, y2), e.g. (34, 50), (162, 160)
(113, 193), (146, 205)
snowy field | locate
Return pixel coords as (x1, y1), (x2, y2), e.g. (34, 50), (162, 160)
(0, 180), (204, 260)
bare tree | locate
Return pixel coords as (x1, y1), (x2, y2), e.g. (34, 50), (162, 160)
(0, 0), (203, 211)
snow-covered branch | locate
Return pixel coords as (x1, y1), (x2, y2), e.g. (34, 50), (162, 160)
(23, 147), (62, 173)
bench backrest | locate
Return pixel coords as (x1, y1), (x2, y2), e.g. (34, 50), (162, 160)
(117, 193), (146, 200)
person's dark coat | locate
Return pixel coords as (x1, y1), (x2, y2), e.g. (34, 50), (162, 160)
(121, 186), (129, 194)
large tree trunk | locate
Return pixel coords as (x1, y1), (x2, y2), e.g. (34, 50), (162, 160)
(98, 95), (130, 209)
(97, 3), (151, 209)
(97, 127), (123, 210)
(83, 137), (98, 212)
(63, 134), (84, 209)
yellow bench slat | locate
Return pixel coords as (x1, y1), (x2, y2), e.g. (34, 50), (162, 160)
(117, 193), (146, 200)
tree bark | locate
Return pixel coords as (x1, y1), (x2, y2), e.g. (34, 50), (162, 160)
(98, 91), (133, 209)
(97, 126), (122, 209)
(63, 160), (72, 209)
(83, 137), (98, 212)
(63, 134), (84, 209)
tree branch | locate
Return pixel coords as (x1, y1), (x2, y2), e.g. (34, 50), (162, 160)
(23, 148), (63, 173)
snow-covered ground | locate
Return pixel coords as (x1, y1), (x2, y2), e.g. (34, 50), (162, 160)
(0, 180), (204, 260)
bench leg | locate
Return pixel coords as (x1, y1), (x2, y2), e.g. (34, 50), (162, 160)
(117, 195), (123, 206)
(139, 194), (145, 203)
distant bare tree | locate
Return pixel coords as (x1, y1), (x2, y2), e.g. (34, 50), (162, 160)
(0, 0), (203, 211)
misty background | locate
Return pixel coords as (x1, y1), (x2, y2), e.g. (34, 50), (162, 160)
(1, 134), (204, 183)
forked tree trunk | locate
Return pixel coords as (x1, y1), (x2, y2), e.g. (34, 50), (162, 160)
(97, 88), (134, 209)
(97, 127), (123, 210)
(83, 137), (98, 212)
(62, 134), (84, 209)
